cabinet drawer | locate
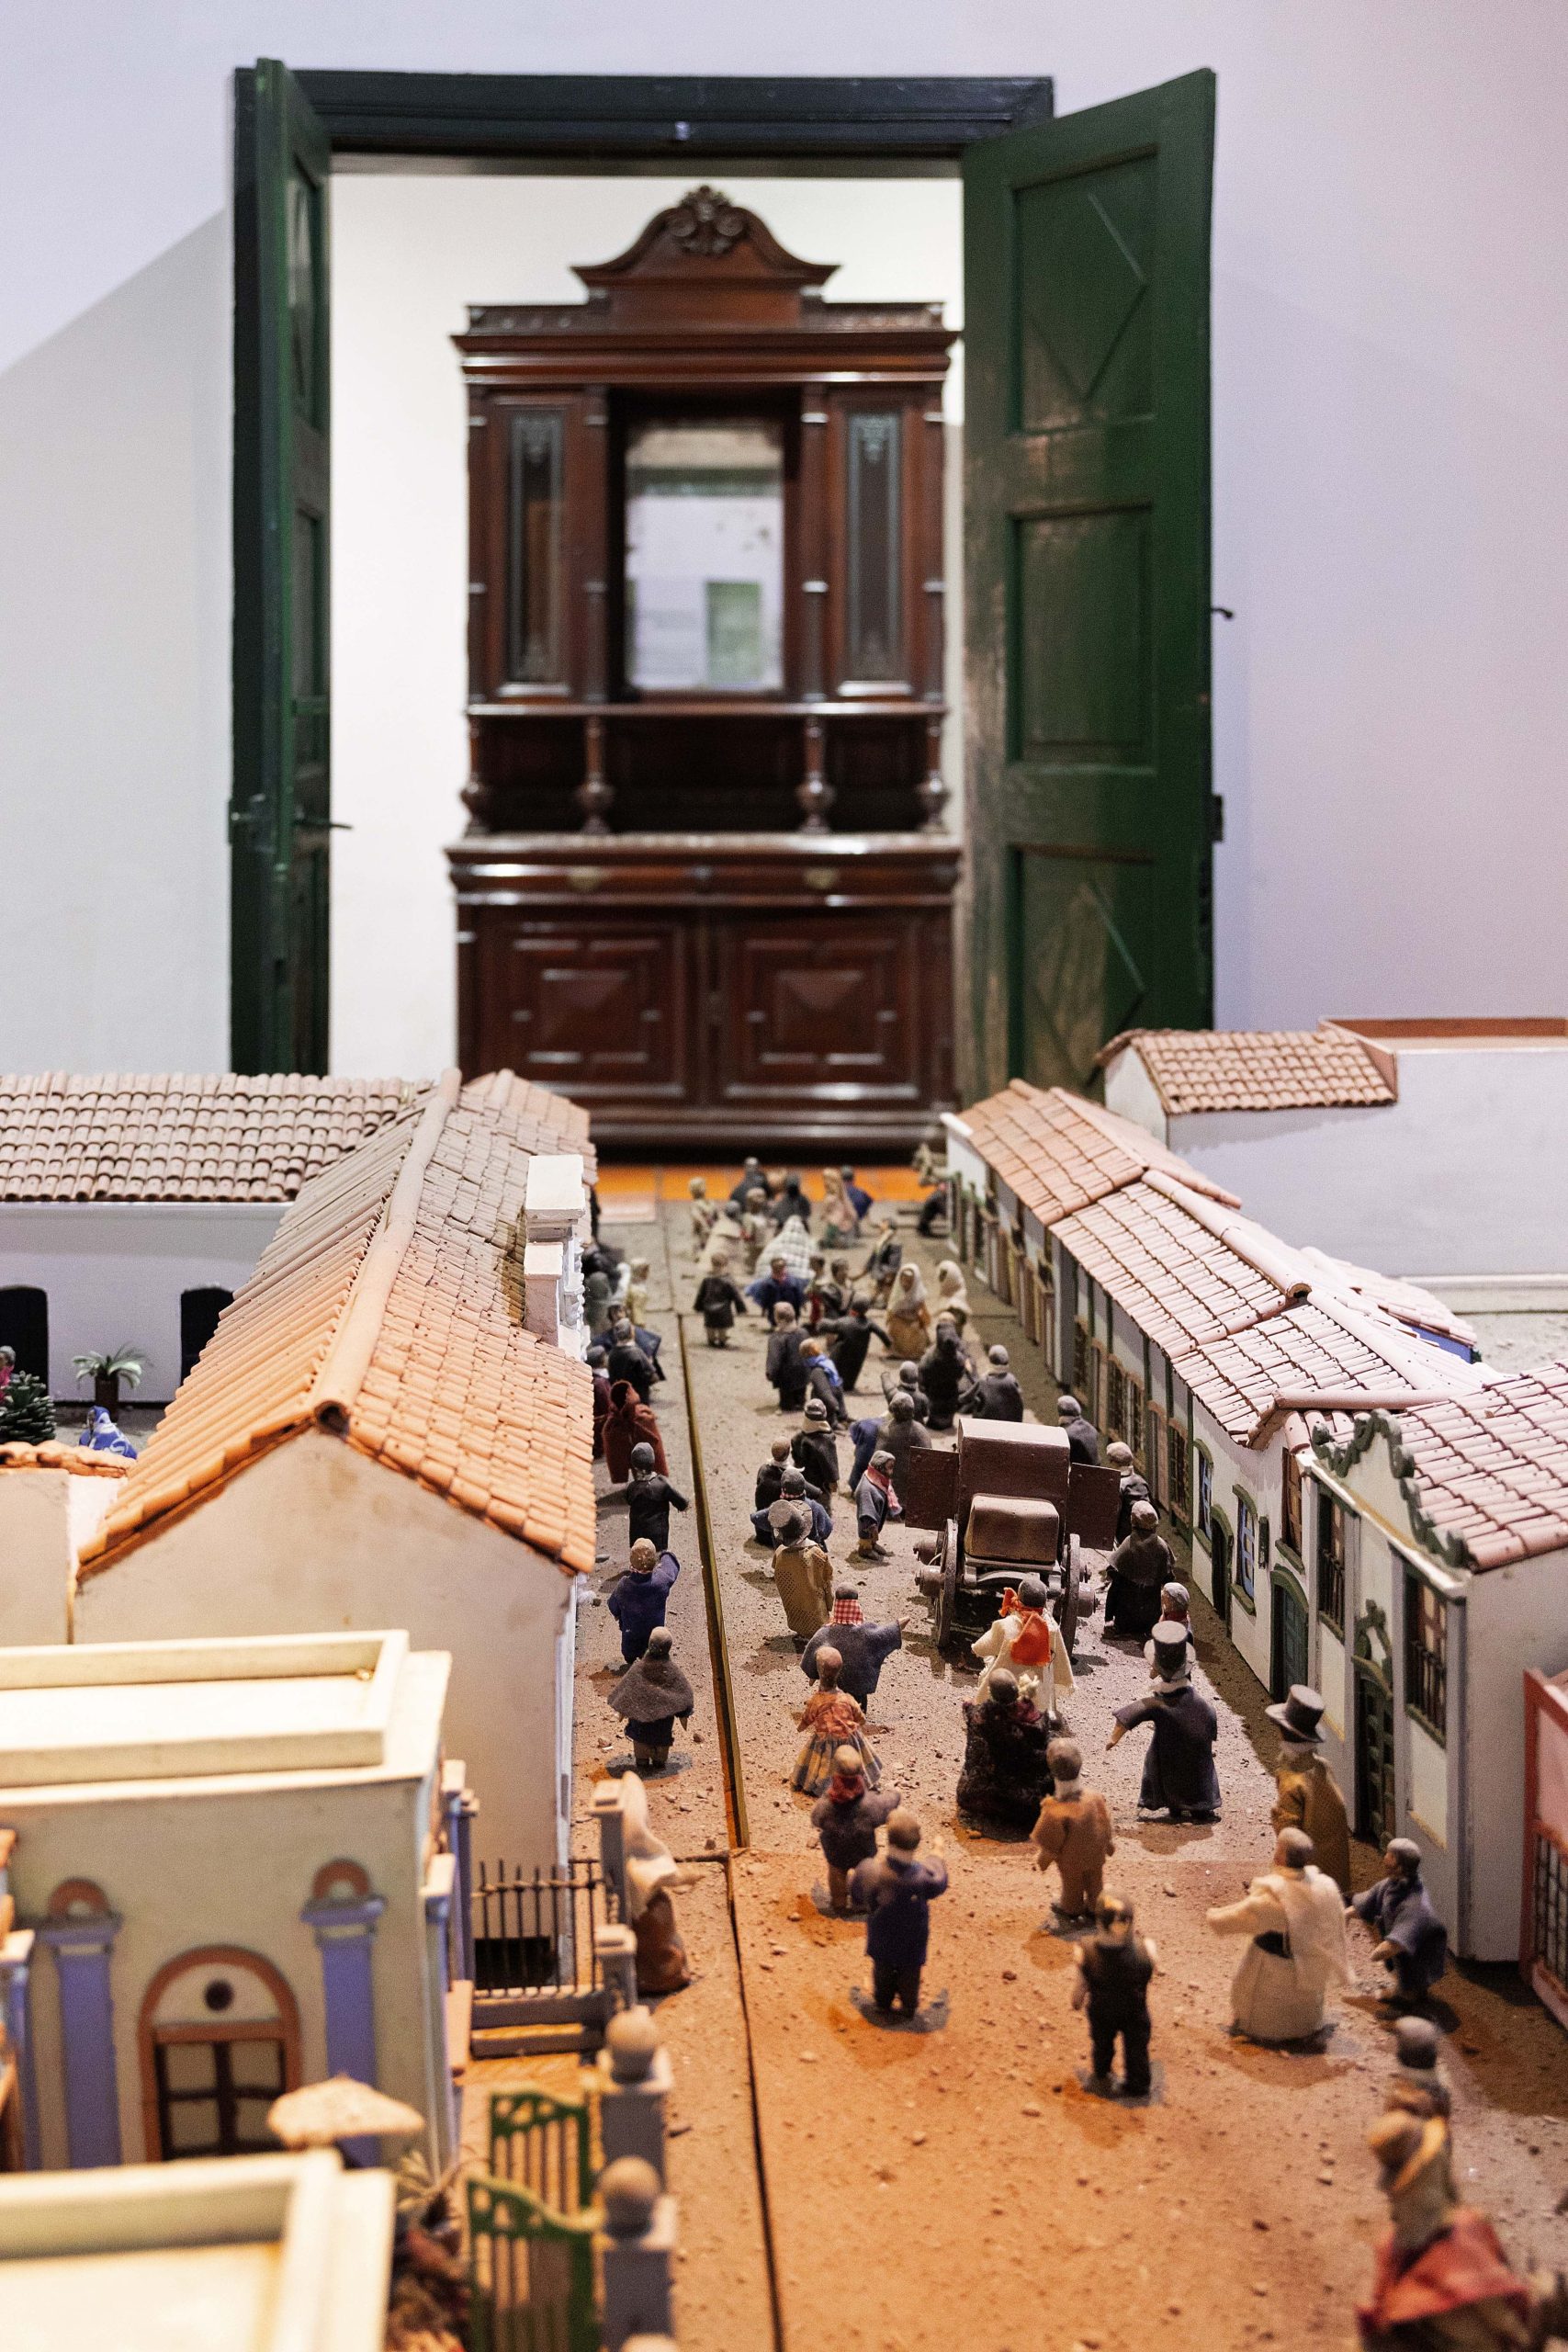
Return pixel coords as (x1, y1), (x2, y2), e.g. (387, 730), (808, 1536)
(708, 913), (924, 1105)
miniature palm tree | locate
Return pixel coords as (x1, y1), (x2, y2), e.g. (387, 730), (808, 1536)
(0, 1370), (56, 1445)
(71, 1346), (147, 1416)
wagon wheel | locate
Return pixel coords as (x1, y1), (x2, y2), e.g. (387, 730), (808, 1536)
(935, 1518), (960, 1651)
(1058, 1532), (1081, 1659)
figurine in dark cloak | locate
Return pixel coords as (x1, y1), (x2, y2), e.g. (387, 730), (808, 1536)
(1073, 1894), (1156, 2098)
(1109, 1623), (1220, 1821)
(955, 1668), (1054, 1829)
(1056, 1393), (1100, 1465)
(801, 1585), (905, 1713)
(1101, 1501), (1176, 1643)
(609, 1628), (694, 1772)
(692, 1252), (749, 1347)
(850, 1811), (947, 2019)
(765, 1304), (809, 1412)
(625, 1443), (690, 1553)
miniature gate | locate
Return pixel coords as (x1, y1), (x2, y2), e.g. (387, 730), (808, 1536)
(489, 2088), (594, 2213)
(473, 1860), (607, 1996)
(467, 2172), (597, 2352)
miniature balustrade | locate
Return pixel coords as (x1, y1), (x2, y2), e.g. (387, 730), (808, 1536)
(523, 1153), (591, 1356)
(597, 2157), (678, 2352)
(595, 2007), (673, 2183)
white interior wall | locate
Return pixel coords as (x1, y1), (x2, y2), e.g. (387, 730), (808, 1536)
(3, 1), (1567, 1077)
(329, 175), (964, 1076)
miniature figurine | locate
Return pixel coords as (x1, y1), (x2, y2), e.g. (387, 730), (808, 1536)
(798, 1338), (848, 1424)
(1350, 1839), (1450, 2005)
(1357, 2109), (1568, 2349)
(819, 1166), (862, 1247)
(935, 1259), (970, 1331)
(792, 1646), (880, 1793)
(859, 1389), (931, 1506)
(1105, 1438), (1152, 1540)
(1267, 1685), (1352, 1896)
(862, 1218), (904, 1304)
(1056, 1392), (1100, 1464)
(604, 1382), (667, 1483)
(693, 1250), (749, 1347)
(769, 1170), (813, 1233)
(792, 1394), (841, 1492)
(883, 1262), (932, 1362)
(606, 1537), (682, 1663)
(1206, 1826), (1349, 2041)
(754, 1435), (795, 1512)
(773, 1213), (816, 1283)
(1109, 1623), (1221, 1821)
(840, 1165), (874, 1223)
(881, 1358), (931, 1421)
(619, 1772), (692, 1995)
(609, 1626), (694, 1772)
(851, 1448), (898, 1561)
(1031, 1736), (1116, 1922)
(962, 1341), (1025, 1421)
(822, 1297), (892, 1392)
(765, 1302), (809, 1412)
(850, 1811), (947, 2020)
(753, 1463), (832, 1548)
(918, 1320), (971, 1431)
(625, 1442), (690, 1553)
(955, 1667), (1054, 1829)
(1101, 1500), (1177, 1643)
(802, 1584), (905, 1714)
(77, 1403), (136, 1458)
(771, 1508), (835, 1645)
(1072, 1894), (1156, 2098)
(588, 1344), (613, 1461)
(807, 1255), (852, 1328)
(911, 1142), (948, 1237)
(585, 1266), (615, 1338)
(811, 1745), (899, 1912)
(607, 1320), (658, 1403)
(687, 1174), (719, 1251)
(728, 1156), (765, 1207)
(625, 1257), (651, 1329)
(972, 1576), (1075, 1719)
(1385, 2016), (1452, 2122)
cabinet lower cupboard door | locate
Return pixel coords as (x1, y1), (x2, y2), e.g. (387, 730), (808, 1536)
(711, 915), (923, 1108)
(492, 920), (696, 1105)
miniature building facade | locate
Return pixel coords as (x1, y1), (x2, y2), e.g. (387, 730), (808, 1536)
(451, 185), (960, 1149)
(0, 1632), (461, 2176)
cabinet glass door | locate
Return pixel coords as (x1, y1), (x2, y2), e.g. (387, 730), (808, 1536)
(625, 420), (784, 691)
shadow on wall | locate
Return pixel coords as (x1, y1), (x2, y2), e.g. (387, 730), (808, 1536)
(0, 213), (231, 1071)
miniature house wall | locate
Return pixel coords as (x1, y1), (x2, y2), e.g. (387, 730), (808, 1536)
(0, 1451), (127, 1646)
(0, 1632), (458, 2176)
(73, 1430), (576, 1877)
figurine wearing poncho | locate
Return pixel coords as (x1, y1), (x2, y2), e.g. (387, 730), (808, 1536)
(971, 1575), (1075, 1718)
(608, 1627), (694, 1772)
(1206, 1826), (1348, 2041)
(616, 1770), (691, 1996)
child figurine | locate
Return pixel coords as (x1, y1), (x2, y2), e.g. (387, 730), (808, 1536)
(693, 1249), (749, 1347)
(687, 1174), (718, 1252)
(1267, 1685), (1352, 1896)
(1350, 1839), (1449, 2006)
(608, 1627), (694, 1772)
(793, 1647), (881, 1795)
(1358, 2109), (1568, 2349)
(850, 1811), (947, 2021)
(1206, 1826), (1349, 2042)
(812, 1746), (898, 1912)
(624, 1442), (690, 1553)
(606, 1538), (682, 1663)
(1109, 1622), (1220, 1821)
(1072, 1894), (1156, 2098)
(618, 1772), (692, 1996)
(955, 1668), (1054, 1829)
(1032, 1736), (1116, 1923)
(771, 1508), (835, 1645)
(972, 1576), (1075, 1719)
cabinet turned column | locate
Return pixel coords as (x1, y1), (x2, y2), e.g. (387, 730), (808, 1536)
(799, 384), (829, 702)
(581, 386), (610, 706)
(579, 715), (613, 835)
(919, 401), (948, 832)
(798, 715), (832, 833)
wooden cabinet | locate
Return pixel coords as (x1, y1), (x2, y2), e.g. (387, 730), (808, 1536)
(450, 187), (960, 1146)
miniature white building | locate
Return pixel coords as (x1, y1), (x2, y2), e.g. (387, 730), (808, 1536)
(0, 1629), (460, 2175)
(0, 2149), (392, 2352)
(1098, 1020), (1568, 1302)
(0, 1068), (594, 1401)
(0, 1445), (129, 1646)
(73, 1071), (596, 1881)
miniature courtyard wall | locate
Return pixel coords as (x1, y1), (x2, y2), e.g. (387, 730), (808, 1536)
(73, 1430), (576, 1878)
(0, 1447), (127, 1645)
(0, 1634), (459, 2172)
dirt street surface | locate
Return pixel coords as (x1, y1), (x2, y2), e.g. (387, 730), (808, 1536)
(570, 1193), (1568, 2352)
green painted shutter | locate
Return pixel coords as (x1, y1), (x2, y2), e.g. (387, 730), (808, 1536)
(964, 70), (1214, 1094)
(231, 61), (332, 1074)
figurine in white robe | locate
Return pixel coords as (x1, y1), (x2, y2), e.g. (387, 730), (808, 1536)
(971, 1575), (1076, 1715)
(1206, 1827), (1348, 2042)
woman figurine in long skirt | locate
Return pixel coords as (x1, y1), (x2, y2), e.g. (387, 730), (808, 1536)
(792, 1646), (880, 1796)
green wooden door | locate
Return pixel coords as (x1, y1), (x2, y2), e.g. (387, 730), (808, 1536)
(964, 71), (1215, 1095)
(231, 61), (332, 1074)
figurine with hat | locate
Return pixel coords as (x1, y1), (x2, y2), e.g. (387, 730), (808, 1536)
(754, 1463), (832, 1549)
(1104, 1438), (1152, 1540)
(1357, 2109), (1568, 2348)
(608, 1627), (695, 1773)
(1101, 1498), (1177, 1643)
(770, 1506), (836, 1645)
(1109, 1623), (1221, 1821)
(971, 1574), (1076, 1718)
(1268, 1684), (1352, 1895)
(1351, 1839), (1449, 2005)
(791, 1393), (841, 1494)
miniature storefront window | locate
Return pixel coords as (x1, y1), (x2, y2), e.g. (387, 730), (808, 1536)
(624, 418), (784, 692)
(506, 411), (565, 686)
(1194, 1447), (1213, 1538)
(1404, 1569), (1449, 1741)
(1316, 1487), (1347, 1633)
(1236, 1495), (1258, 1599)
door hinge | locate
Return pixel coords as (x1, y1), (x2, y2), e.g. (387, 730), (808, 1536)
(1210, 794), (1225, 844)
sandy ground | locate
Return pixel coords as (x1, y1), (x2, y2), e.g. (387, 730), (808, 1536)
(563, 1199), (1568, 2352)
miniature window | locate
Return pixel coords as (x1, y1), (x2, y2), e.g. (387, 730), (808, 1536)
(506, 410), (566, 687)
(1194, 1446), (1213, 1538)
(625, 417), (784, 691)
(1127, 1382), (1145, 1464)
(1145, 1408), (1166, 1506)
(1236, 1495), (1258, 1599)
(1168, 1424), (1190, 1523)
(1072, 1321), (1089, 1401)
(0, 1285), (49, 1384)
(1281, 1447), (1303, 1555)
(1105, 1358), (1126, 1440)
(1404, 1569), (1448, 1741)
(1316, 1486), (1347, 1634)
(1088, 1343), (1106, 1431)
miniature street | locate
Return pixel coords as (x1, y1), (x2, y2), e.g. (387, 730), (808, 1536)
(571, 1176), (1568, 2352)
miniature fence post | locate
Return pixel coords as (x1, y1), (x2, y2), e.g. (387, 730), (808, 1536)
(442, 1763), (477, 1984)
(597, 2158), (678, 2352)
(593, 1780), (627, 1913)
(593, 1922), (638, 2017)
(595, 2007), (672, 2183)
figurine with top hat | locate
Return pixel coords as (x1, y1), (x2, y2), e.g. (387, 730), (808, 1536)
(1267, 1684), (1351, 1896)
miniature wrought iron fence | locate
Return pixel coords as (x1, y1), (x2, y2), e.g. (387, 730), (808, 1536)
(472, 1860), (611, 1999)
(489, 2087), (593, 2214)
(467, 2172), (597, 2352)
(1534, 1830), (1568, 1993)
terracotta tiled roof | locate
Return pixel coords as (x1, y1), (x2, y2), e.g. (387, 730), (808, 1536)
(78, 1071), (595, 1578)
(1097, 1024), (1396, 1115)
(1053, 1179), (1297, 1366)
(0, 1442), (130, 1479)
(953, 1080), (1241, 1228)
(460, 1069), (597, 1179)
(1295, 1249), (1478, 1356)
(1376, 1364), (1568, 1570)
(0, 1073), (422, 1203)
(1175, 1295), (1473, 1445)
